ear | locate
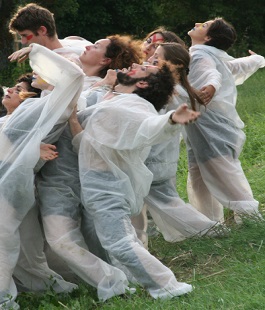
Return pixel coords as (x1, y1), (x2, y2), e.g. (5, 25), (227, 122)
(135, 80), (149, 89)
(100, 57), (111, 66)
(204, 35), (211, 42)
(37, 26), (48, 36)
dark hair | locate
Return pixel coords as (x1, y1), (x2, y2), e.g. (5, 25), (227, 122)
(205, 18), (237, 51)
(0, 86), (4, 99)
(160, 43), (204, 110)
(9, 3), (56, 37)
(98, 35), (143, 78)
(17, 73), (42, 98)
(133, 64), (175, 111)
(0, 86), (7, 116)
(144, 27), (186, 48)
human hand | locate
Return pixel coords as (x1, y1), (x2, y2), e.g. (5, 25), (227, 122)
(200, 85), (215, 104)
(248, 50), (257, 55)
(170, 103), (200, 125)
(68, 105), (83, 137)
(40, 144), (58, 161)
(92, 69), (117, 90)
(8, 46), (33, 63)
(68, 105), (78, 123)
(103, 69), (118, 86)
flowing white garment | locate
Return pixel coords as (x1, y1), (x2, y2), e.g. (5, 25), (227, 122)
(186, 45), (265, 221)
(77, 94), (192, 298)
(141, 86), (218, 242)
(0, 43), (84, 308)
(36, 84), (131, 302)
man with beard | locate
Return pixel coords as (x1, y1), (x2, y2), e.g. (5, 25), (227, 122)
(68, 63), (200, 299)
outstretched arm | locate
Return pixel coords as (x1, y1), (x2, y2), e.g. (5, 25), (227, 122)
(8, 46), (33, 63)
(169, 103), (200, 125)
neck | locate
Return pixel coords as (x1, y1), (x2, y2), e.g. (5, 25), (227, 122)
(190, 39), (199, 46)
(114, 84), (135, 94)
(46, 36), (63, 50)
(190, 37), (207, 46)
(82, 65), (101, 77)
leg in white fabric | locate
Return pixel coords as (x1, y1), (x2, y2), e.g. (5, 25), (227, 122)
(198, 156), (260, 217)
(145, 177), (219, 241)
(130, 204), (148, 249)
(0, 195), (21, 308)
(87, 195), (192, 299)
(42, 214), (129, 301)
(15, 203), (77, 293)
(187, 164), (224, 222)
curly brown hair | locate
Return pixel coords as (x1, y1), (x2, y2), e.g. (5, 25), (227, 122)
(98, 35), (143, 78)
(133, 64), (175, 111)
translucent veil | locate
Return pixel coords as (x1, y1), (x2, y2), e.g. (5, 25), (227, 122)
(0, 43), (84, 299)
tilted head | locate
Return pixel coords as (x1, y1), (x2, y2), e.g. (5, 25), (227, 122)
(142, 27), (186, 60)
(188, 17), (237, 51)
(205, 17), (237, 51)
(80, 35), (143, 78)
(2, 73), (41, 114)
(9, 3), (57, 45)
(117, 63), (175, 111)
(149, 42), (204, 110)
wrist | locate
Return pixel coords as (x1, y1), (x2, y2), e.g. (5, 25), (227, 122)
(168, 112), (178, 125)
(100, 84), (113, 91)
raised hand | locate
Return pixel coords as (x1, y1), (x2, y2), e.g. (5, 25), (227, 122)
(40, 143), (58, 161)
(200, 84), (216, 104)
(8, 46), (33, 63)
(170, 103), (200, 125)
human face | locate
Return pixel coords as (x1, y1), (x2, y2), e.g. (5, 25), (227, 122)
(188, 20), (214, 44)
(31, 72), (50, 90)
(148, 45), (165, 66)
(142, 33), (164, 61)
(2, 82), (28, 114)
(117, 63), (158, 86)
(17, 30), (39, 45)
(79, 39), (111, 66)
(127, 63), (158, 78)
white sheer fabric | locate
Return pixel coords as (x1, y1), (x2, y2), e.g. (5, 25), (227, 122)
(186, 45), (265, 221)
(0, 43), (84, 308)
(141, 86), (218, 242)
(59, 37), (92, 58)
(77, 94), (192, 298)
(36, 85), (131, 302)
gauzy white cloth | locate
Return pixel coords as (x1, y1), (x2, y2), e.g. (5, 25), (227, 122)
(143, 86), (219, 242)
(0, 43), (84, 308)
(36, 81), (131, 302)
(186, 44), (265, 221)
(76, 93), (192, 299)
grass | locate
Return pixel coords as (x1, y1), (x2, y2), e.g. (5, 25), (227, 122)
(17, 69), (265, 309)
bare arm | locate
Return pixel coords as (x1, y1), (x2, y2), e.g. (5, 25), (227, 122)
(68, 106), (83, 137)
(8, 46), (33, 63)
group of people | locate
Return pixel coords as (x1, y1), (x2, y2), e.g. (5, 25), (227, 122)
(0, 2), (264, 309)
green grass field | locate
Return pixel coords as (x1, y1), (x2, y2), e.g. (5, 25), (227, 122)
(17, 69), (265, 309)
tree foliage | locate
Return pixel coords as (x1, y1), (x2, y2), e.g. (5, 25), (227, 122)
(0, 0), (265, 85)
